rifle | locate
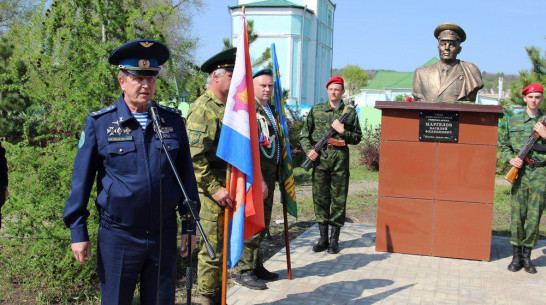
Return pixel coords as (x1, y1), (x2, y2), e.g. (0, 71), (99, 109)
(505, 119), (546, 184)
(301, 105), (355, 171)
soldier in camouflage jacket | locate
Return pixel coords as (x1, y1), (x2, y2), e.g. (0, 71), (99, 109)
(186, 48), (236, 305)
(499, 83), (546, 274)
(300, 76), (362, 254)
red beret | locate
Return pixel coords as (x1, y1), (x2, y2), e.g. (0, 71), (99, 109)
(522, 83), (543, 96)
(326, 76), (344, 88)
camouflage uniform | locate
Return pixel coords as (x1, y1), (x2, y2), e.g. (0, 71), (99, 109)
(186, 89), (227, 298)
(237, 100), (279, 272)
(499, 110), (546, 248)
(300, 101), (362, 227)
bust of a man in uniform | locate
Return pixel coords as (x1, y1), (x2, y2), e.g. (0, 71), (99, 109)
(412, 23), (484, 102)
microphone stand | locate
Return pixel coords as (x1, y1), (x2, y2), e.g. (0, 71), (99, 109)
(148, 101), (215, 305)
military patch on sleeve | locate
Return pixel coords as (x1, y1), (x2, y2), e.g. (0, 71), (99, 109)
(188, 130), (201, 145)
(78, 131), (86, 148)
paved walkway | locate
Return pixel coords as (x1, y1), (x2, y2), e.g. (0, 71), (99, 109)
(227, 223), (546, 305)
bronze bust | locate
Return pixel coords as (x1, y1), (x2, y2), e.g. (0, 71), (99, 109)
(412, 23), (484, 102)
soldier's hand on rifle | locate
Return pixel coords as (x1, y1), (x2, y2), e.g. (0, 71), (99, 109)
(534, 122), (546, 139)
(510, 157), (524, 169)
(212, 187), (234, 208)
(331, 119), (345, 134)
(308, 149), (319, 161)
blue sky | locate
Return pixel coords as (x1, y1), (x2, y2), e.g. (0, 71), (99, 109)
(192, 0), (546, 75)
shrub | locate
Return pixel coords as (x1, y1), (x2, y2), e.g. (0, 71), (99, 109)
(0, 140), (100, 302)
(357, 122), (381, 171)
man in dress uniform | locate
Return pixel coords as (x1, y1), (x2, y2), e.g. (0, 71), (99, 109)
(63, 39), (200, 305)
(300, 76), (362, 254)
(499, 83), (546, 274)
(0, 140), (7, 229)
(235, 68), (280, 290)
(186, 48), (236, 305)
(412, 23), (483, 102)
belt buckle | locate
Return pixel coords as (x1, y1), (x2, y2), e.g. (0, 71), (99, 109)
(327, 143), (334, 150)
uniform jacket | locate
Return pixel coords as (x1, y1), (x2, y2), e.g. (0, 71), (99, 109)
(256, 100), (280, 172)
(63, 95), (200, 243)
(412, 60), (483, 102)
(300, 101), (362, 152)
(186, 89), (227, 196)
(499, 110), (546, 166)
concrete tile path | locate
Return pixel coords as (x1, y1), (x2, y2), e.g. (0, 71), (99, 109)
(227, 223), (546, 305)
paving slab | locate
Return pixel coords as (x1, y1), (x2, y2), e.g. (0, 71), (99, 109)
(227, 223), (546, 305)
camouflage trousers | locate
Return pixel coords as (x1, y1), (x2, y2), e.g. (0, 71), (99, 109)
(510, 166), (546, 248)
(196, 192), (225, 298)
(236, 167), (277, 272)
(312, 147), (350, 227)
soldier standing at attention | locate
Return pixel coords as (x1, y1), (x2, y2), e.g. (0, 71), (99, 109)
(63, 39), (200, 304)
(500, 83), (546, 274)
(186, 48), (236, 305)
(235, 68), (280, 290)
(300, 76), (362, 254)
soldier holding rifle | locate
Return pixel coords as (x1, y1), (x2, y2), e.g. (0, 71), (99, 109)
(499, 83), (546, 274)
(300, 76), (362, 254)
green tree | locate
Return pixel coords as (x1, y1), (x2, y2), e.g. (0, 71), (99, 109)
(223, 19), (271, 69)
(508, 46), (546, 110)
(0, 37), (31, 141)
(341, 64), (368, 95)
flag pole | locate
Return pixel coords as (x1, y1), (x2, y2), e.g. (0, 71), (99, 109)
(281, 193), (293, 279)
(221, 165), (231, 305)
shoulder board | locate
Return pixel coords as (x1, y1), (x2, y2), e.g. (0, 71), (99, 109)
(158, 104), (182, 115)
(89, 104), (117, 117)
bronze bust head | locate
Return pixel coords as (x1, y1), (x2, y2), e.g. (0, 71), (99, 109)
(412, 23), (483, 102)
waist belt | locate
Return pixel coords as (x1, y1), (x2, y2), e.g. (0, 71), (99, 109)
(327, 138), (346, 147)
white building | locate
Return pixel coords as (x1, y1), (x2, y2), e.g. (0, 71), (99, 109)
(229, 0), (335, 105)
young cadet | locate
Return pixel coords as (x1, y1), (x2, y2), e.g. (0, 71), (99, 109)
(499, 83), (546, 274)
(300, 76), (362, 254)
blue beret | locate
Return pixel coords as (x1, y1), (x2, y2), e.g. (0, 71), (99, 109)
(109, 39), (169, 76)
(253, 68), (273, 78)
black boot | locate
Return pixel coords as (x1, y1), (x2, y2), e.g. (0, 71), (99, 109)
(255, 263), (279, 280)
(507, 245), (523, 272)
(522, 247), (537, 274)
(235, 270), (267, 290)
(327, 226), (340, 254)
(312, 224), (329, 252)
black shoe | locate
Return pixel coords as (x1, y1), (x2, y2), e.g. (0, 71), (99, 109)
(235, 271), (268, 290)
(327, 226), (340, 254)
(522, 247), (537, 274)
(255, 264), (279, 280)
(507, 245), (523, 272)
(313, 224), (329, 252)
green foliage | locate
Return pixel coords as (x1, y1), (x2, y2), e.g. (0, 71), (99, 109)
(340, 64), (368, 95)
(507, 46), (546, 110)
(0, 140), (100, 302)
(0, 37), (31, 142)
(357, 121), (380, 171)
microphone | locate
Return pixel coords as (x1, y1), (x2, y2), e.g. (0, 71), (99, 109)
(146, 100), (163, 139)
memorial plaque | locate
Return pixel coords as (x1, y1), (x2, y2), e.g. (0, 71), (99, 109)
(419, 111), (459, 142)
